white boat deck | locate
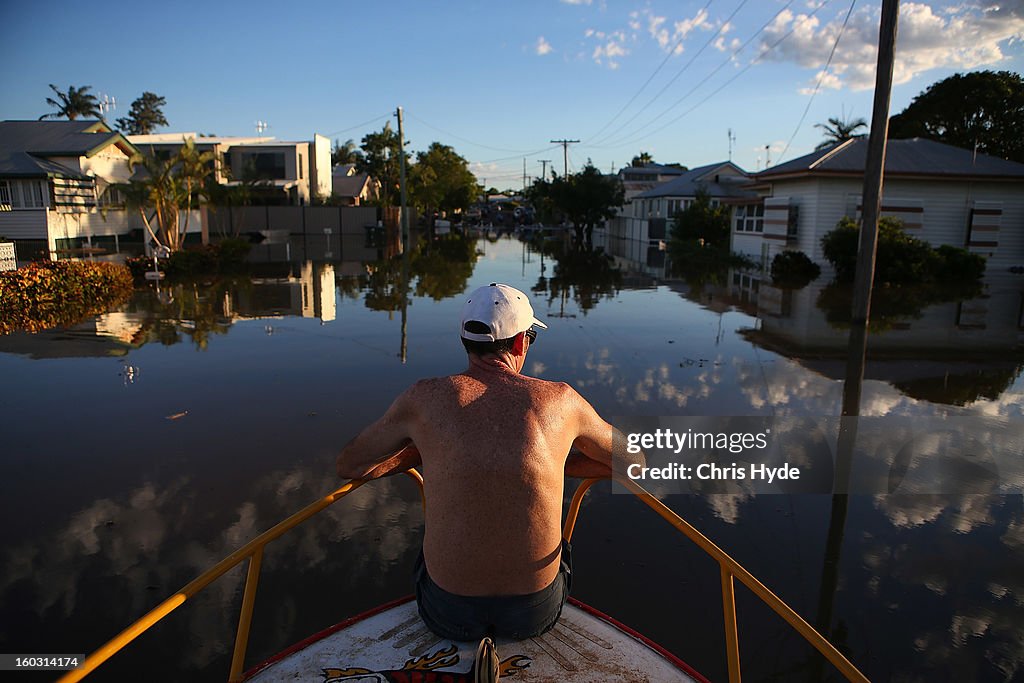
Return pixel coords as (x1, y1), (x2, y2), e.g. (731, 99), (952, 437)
(244, 597), (703, 682)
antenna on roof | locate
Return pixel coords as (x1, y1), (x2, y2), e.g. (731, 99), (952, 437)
(727, 129), (736, 161)
(255, 120), (270, 135)
(98, 94), (116, 116)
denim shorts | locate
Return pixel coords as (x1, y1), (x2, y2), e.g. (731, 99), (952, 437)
(414, 540), (572, 641)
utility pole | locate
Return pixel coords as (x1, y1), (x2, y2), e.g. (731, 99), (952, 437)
(397, 106), (410, 363)
(815, 10), (900, 683)
(396, 107), (409, 254)
(550, 139), (579, 177)
(539, 160), (552, 181)
(523, 157), (527, 190)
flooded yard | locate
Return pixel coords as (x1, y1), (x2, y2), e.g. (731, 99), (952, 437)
(1, 236), (1022, 681)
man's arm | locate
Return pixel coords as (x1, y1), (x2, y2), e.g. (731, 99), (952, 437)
(337, 389), (420, 480)
(565, 387), (645, 479)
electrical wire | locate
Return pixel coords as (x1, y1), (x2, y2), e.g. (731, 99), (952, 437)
(777, 0), (858, 163)
(321, 113), (393, 139)
(589, 0), (752, 148)
(600, 0), (834, 150)
(584, 0), (716, 144)
(405, 110), (541, 154)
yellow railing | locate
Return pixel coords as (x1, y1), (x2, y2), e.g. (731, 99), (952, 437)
(62, 471), (867, 683)
(563, 478), (869, 683)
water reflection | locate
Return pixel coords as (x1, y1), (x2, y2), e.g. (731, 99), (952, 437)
(0, 237), (1022, 681)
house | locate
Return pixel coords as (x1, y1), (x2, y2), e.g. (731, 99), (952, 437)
(331, 163), (378, 206)
(0, 120), (139, 260)
(732, 138), (1024, 272)
(603, 161), (754, 272)
(128, 132), (333, 205)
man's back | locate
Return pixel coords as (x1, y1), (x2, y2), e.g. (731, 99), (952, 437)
(407, 365), (579, 596)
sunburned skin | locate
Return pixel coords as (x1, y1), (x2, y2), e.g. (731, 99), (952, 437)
(336, 330), (642, 597)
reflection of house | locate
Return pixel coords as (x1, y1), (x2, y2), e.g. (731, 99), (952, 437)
(604, 161), (753, 272)
(0, 120), (138, 259)
(731, 269), (1024, 405)
(331, 164), (378, 206)
(732, 138), (1024, 271)
(129, 132), (333, 205)
(224, 261), (336, 322)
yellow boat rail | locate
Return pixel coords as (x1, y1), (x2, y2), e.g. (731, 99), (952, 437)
(59, 472), (869, 683)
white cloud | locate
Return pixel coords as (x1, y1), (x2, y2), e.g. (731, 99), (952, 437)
(761, 2), (1024, 92)
(561, 0), (593, 4)
(592, 38), (629, 69)
(536, 36), (553, 56)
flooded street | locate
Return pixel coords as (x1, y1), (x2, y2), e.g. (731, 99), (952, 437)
(1, 236), (1022, 682)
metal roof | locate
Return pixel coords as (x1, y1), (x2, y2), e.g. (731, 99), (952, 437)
(633, 161), (755, 199)
(0, 120), (137, 178)
(760, 137), (1024, 180)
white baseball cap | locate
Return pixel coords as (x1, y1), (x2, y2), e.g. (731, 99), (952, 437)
(460, 283), (548, 342)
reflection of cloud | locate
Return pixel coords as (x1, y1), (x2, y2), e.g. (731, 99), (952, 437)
(0, 466), (423, 674)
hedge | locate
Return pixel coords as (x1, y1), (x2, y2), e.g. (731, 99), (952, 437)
(0, 261), (134, 334)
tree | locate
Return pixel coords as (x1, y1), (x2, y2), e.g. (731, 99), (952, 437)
(118, 139), (214, 252)
(116, 92), (168, 135)
(332, 138), (363, 166)
(814, 116), (867, 150)
(666, 190), (751, 284)
(409, 143), (478, 221)
(356, 123), (407, 207)
(888, 70), (1024, 163)
(631, 152), (654, 167)
(537, 163), (624, 250)
(39, 84), (101, 121)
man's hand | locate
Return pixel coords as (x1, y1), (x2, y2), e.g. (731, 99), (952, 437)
(565, 450), (612, 479)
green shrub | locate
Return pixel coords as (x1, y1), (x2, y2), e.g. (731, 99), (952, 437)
(821, 216), (985, 284)
(125, 239), (253, 282)
(934, 244), (986, 282)
(770, 251), (821, 288)
(0, 260), (134, 334)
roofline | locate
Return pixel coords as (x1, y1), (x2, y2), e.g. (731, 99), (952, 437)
(756, 168), (1024, 183)
(807, 138), (856, 171)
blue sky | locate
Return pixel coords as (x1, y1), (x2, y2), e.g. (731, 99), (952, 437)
(2, 0), (1022, 190)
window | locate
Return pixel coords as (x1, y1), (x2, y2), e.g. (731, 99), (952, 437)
(0, 180), (47, 209)
(298, 153), (304, 180)
(240, 152), (287, 180)
(735, 204), (764, 232)
(25, 181), (45, 208)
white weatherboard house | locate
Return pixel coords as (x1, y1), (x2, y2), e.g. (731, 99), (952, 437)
(0, 120), (138, 259)
(733, 138), (1024, 273)
(604, 161), (754, 270)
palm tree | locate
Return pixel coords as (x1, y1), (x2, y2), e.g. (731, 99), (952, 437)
(815, 116), (868, 150)
(631, 152), (654, 167)
(118, 139), (214, 252)
(39, 84), (102, 121)
(332, 138), (362, 166)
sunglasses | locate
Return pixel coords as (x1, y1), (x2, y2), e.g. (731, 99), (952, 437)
(525, 329), (537, 345)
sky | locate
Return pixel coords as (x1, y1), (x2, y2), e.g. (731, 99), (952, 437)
(2, 0), (1022, 190)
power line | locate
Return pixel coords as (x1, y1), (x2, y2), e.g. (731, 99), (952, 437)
(322, 113), (392, 139)
(584, 0), (716, 144)
(595, 0), (801, 149)
(600, 0), (834, 150)
(778, 0), (858, 163)
(589, 0), (751, 147)
(405, 110), (539, 154)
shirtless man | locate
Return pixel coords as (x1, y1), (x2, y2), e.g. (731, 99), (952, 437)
(336, 283), (639, 642)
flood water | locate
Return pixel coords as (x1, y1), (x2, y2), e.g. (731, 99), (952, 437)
(1, 235), (1022, 682)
